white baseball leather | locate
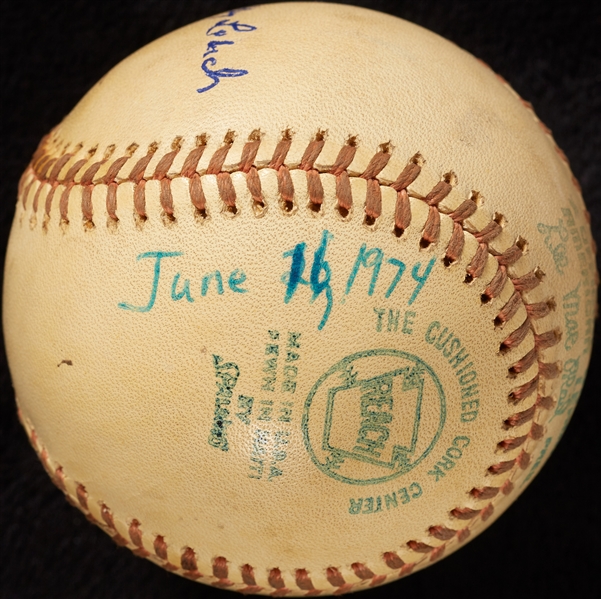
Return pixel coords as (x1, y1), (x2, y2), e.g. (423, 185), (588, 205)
(3, 3), (596, 594)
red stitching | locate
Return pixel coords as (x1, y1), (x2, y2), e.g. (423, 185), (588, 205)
(16, 125), (568, 587)
(181, 547), (203, 580)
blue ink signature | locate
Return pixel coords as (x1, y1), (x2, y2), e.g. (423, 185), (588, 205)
(197, 9), (257, 94)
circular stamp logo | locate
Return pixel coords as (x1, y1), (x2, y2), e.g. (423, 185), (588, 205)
(303, 349), (446, 485)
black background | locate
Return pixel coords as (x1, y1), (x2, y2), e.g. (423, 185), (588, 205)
(1, 1), (600, 598)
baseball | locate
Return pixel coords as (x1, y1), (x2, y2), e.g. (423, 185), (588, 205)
(3, 2), (597, 595)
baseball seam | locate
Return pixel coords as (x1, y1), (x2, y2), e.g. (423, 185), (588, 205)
(15, 130), (563, 593)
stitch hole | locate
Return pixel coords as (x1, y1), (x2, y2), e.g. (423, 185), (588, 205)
(308, 200), (322, 214)
(223, 204), (238, 216)
(194, 207), (208, 221)
(338, 205), (350, 218)
(363, 214), (376, 227)
(499, 341), (511, 354)
(135, 213), (147, 227)
(106, 216), (119, 233)
(516, 236), (528, 252)
(493, 212), (507, 227)
(411, 152), (425, 166)
(481, 293), (492, 304)
(282, 200), (295, 213)
(252, 200), (266, 217)
(464, 273), (474, 284)
(470, 190), (483, 206)
(493, 315), (504, 327)
(161, 212), (176, 226)
(443, 256), (455, 267)
(420, 238), (431, 249)
(443, 171), (458, 186)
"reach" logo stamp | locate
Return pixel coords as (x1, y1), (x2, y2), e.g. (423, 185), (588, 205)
(302, 349), (446, 485)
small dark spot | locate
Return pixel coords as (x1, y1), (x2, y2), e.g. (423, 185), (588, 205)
(337, 205), (349, 218)
(58, 360), (73, 367)
(481, 293), (492, 304)
(419, 238), (431, 249)
(314, 129), (327, 142)
(308, 202), (321, 213)
(443, 256), (455, 267)
(364, 214), (376, 227)
(516, 236), (528, 251)
(443, 171), (456, 185)
(379, 141), (392, 154)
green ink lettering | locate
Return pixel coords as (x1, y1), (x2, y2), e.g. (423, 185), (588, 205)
(458, 370), (477, 385)
(437, 455), (455, 470)
(425, 321), (440, 344)
(428, 464), (445, 481)
(434, 328), (452, 351)
(385, 492), (398, 509)
(349, 498), (363, 514)
(398, 487), (410, 504)
(374, 307), (385, 332)
(287, 331), (301, 348)
(387, 309), (400, 332)
(444, 337), (461, 358)
(446, 446), (462, 459)
(562, 283), (581, 351)
(409, 482), (422, 498)
(453, 436), (470, 448)
(449, 347), (469, 369)
(374, 496), (383, 513)
(236, 395), (254, 424)
(402, 311), (416, 335)
(461, 385), (479, 399)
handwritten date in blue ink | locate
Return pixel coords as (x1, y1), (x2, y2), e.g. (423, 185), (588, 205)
(118, 233), (436, 331)
(119, 252), (247, 313)
(282, 230), (436, 330)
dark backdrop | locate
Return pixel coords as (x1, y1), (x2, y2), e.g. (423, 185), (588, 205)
(1, 1), (600, 598)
